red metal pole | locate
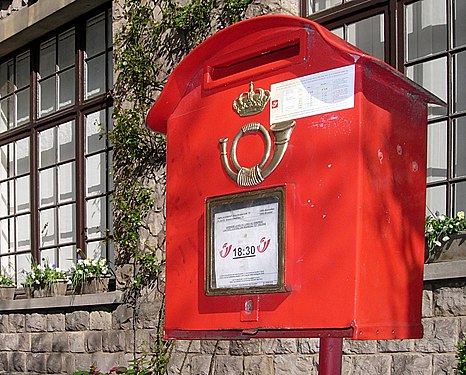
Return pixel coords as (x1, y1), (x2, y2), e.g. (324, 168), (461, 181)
(319, 337), (343, 375)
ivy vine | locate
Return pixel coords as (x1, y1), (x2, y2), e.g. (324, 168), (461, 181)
(112, 0), (265, 372)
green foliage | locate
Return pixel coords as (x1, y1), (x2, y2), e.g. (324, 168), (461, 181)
(112, 1), (255, 374)
(425, 211), (466, 262)
(21, 258), (68, 289)
(69, 255), (112, 291)
(457, 337), (466, 375)
(0, 268), (14, 286)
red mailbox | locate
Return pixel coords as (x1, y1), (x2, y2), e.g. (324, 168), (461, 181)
(146, 15), (442, 341)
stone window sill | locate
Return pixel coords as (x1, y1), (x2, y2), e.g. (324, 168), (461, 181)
(424, 260), (466, 281)
(0, 290), (123, 312)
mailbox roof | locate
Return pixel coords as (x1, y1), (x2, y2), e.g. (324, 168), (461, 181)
(146, 14), (444, 134)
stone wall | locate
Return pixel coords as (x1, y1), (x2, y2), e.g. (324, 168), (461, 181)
(0, 278), (464, 374)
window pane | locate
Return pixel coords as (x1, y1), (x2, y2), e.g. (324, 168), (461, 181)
(39, 77), (56, 116)
(453, 181), (466, 213)
(453, 0), (466, 47)
(86, 110), (106, 153)
(58, 162), (75, 203)
(0, 97), (14, 132)
(406, 57), (447, 118)
(86, 55), (105, 98)
(86, 196), (105, 240)
(86, 13), (106, 57)
(58, 68), (75, 109)
(16, 214), (30, 251)
(40, 207), (56, 247)
(405, 0), (447, 61)
(0, 59), (14, 97)
(0, 218), (12, 254)
(59, 203), (75, 243)
(331, 27), (344, 39)
(347, 14), (385, 61)
(59, 245), (75, 270)
(311, 0), (342, 13)
(41, 248), (56, 266)
(58, 121), (75, 162)
(16, 137), (29, 175)
(16, 88), (30, 126)
(86, 153), (106, 196)
(16, 51), (30, 89)
(0, 183), (7, 217)
(16, 175), (29, 213)
(7, 181), (13, 214)
(17, 253), (30, 284)
(426, 185), (446, 215)
(40, 127), (55, 168)
(454, 51), (466, 113)
(40, 38), (56, 78)
(454, 117), (466, 178)
(87, 240), (104, 259)
(58, 28), (75, 70)
(40, 167), (56, 207)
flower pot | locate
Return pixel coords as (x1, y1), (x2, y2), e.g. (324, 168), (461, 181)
(76, 277), (109, 294)
(426, 233), (466, 263)
(0, 285), (16, 300)
(28, 280), (69, 298)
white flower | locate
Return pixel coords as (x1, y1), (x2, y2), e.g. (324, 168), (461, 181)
(92, 259), (98, 266)
(438, 215), (446, 221)
(84, 259), (91, 266)
(435, 241), (442, 247)
(458, 211), (465, 220)
(427, 227), (434, 233)
(442, 236), (450, 242)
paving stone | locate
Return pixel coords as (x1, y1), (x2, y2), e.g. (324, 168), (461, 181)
(31, 332), (53, 352)
(214, 355), (243, 375)
(90, 311), (112, 331)
(262, 338), (297, 354)
(415, 318), (459, 353)
(244, 355), (274, 375)
(47, 314), (65, 332)
(391, 354), (431, 375)
(66, 311), (90, 331)
(344, 354), (391, 374)
(26, 313), (47, 332)
(229, 339), (261, 356)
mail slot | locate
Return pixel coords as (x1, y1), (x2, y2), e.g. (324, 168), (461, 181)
(146, 15), (443, 341)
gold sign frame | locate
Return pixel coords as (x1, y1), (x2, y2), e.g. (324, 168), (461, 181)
(205, 186), (286, 296)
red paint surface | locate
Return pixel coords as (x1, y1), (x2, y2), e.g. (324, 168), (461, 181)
(147, 15), (442, 340)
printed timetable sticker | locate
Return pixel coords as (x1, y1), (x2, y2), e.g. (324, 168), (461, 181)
(213, 201), (279, 289)
(270, 64), (355, 123)
(206, 188), (285, 295)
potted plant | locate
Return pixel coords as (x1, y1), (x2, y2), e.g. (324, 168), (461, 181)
(70, 253), (112, 294)
(425, 211), (466, 263)
(0, 268), (16, 300)
(21, 259), (69, 298)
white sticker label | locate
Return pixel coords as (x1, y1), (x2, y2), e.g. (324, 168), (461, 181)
(270, 65), (355, 123)
(213, 202), (279, 289)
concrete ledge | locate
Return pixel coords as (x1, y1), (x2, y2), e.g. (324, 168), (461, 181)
(0, 0), (109, 56)
(424, 260), (466, 281)
(0, 290), (123, 312)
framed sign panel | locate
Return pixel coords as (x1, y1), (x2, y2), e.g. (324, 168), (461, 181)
(206, 187), (286, 296)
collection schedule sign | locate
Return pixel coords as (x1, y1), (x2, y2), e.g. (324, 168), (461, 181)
(206, 188), (285, 295)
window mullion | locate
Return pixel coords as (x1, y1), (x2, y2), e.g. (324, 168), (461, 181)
(75, 20), (86, 254)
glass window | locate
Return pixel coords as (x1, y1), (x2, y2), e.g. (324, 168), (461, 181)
(0, 52), (30, 132)
(347, 14), (385, 61)
(405, 0), (447, 61)
(0, 8), (113, 283)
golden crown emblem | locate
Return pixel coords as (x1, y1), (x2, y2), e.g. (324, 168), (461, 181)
(233, 82), (271, 117)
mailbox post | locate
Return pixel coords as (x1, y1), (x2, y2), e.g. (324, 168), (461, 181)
(146, 15), (443, 373)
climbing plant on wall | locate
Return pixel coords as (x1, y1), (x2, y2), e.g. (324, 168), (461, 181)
(112, 0), (258, 372)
